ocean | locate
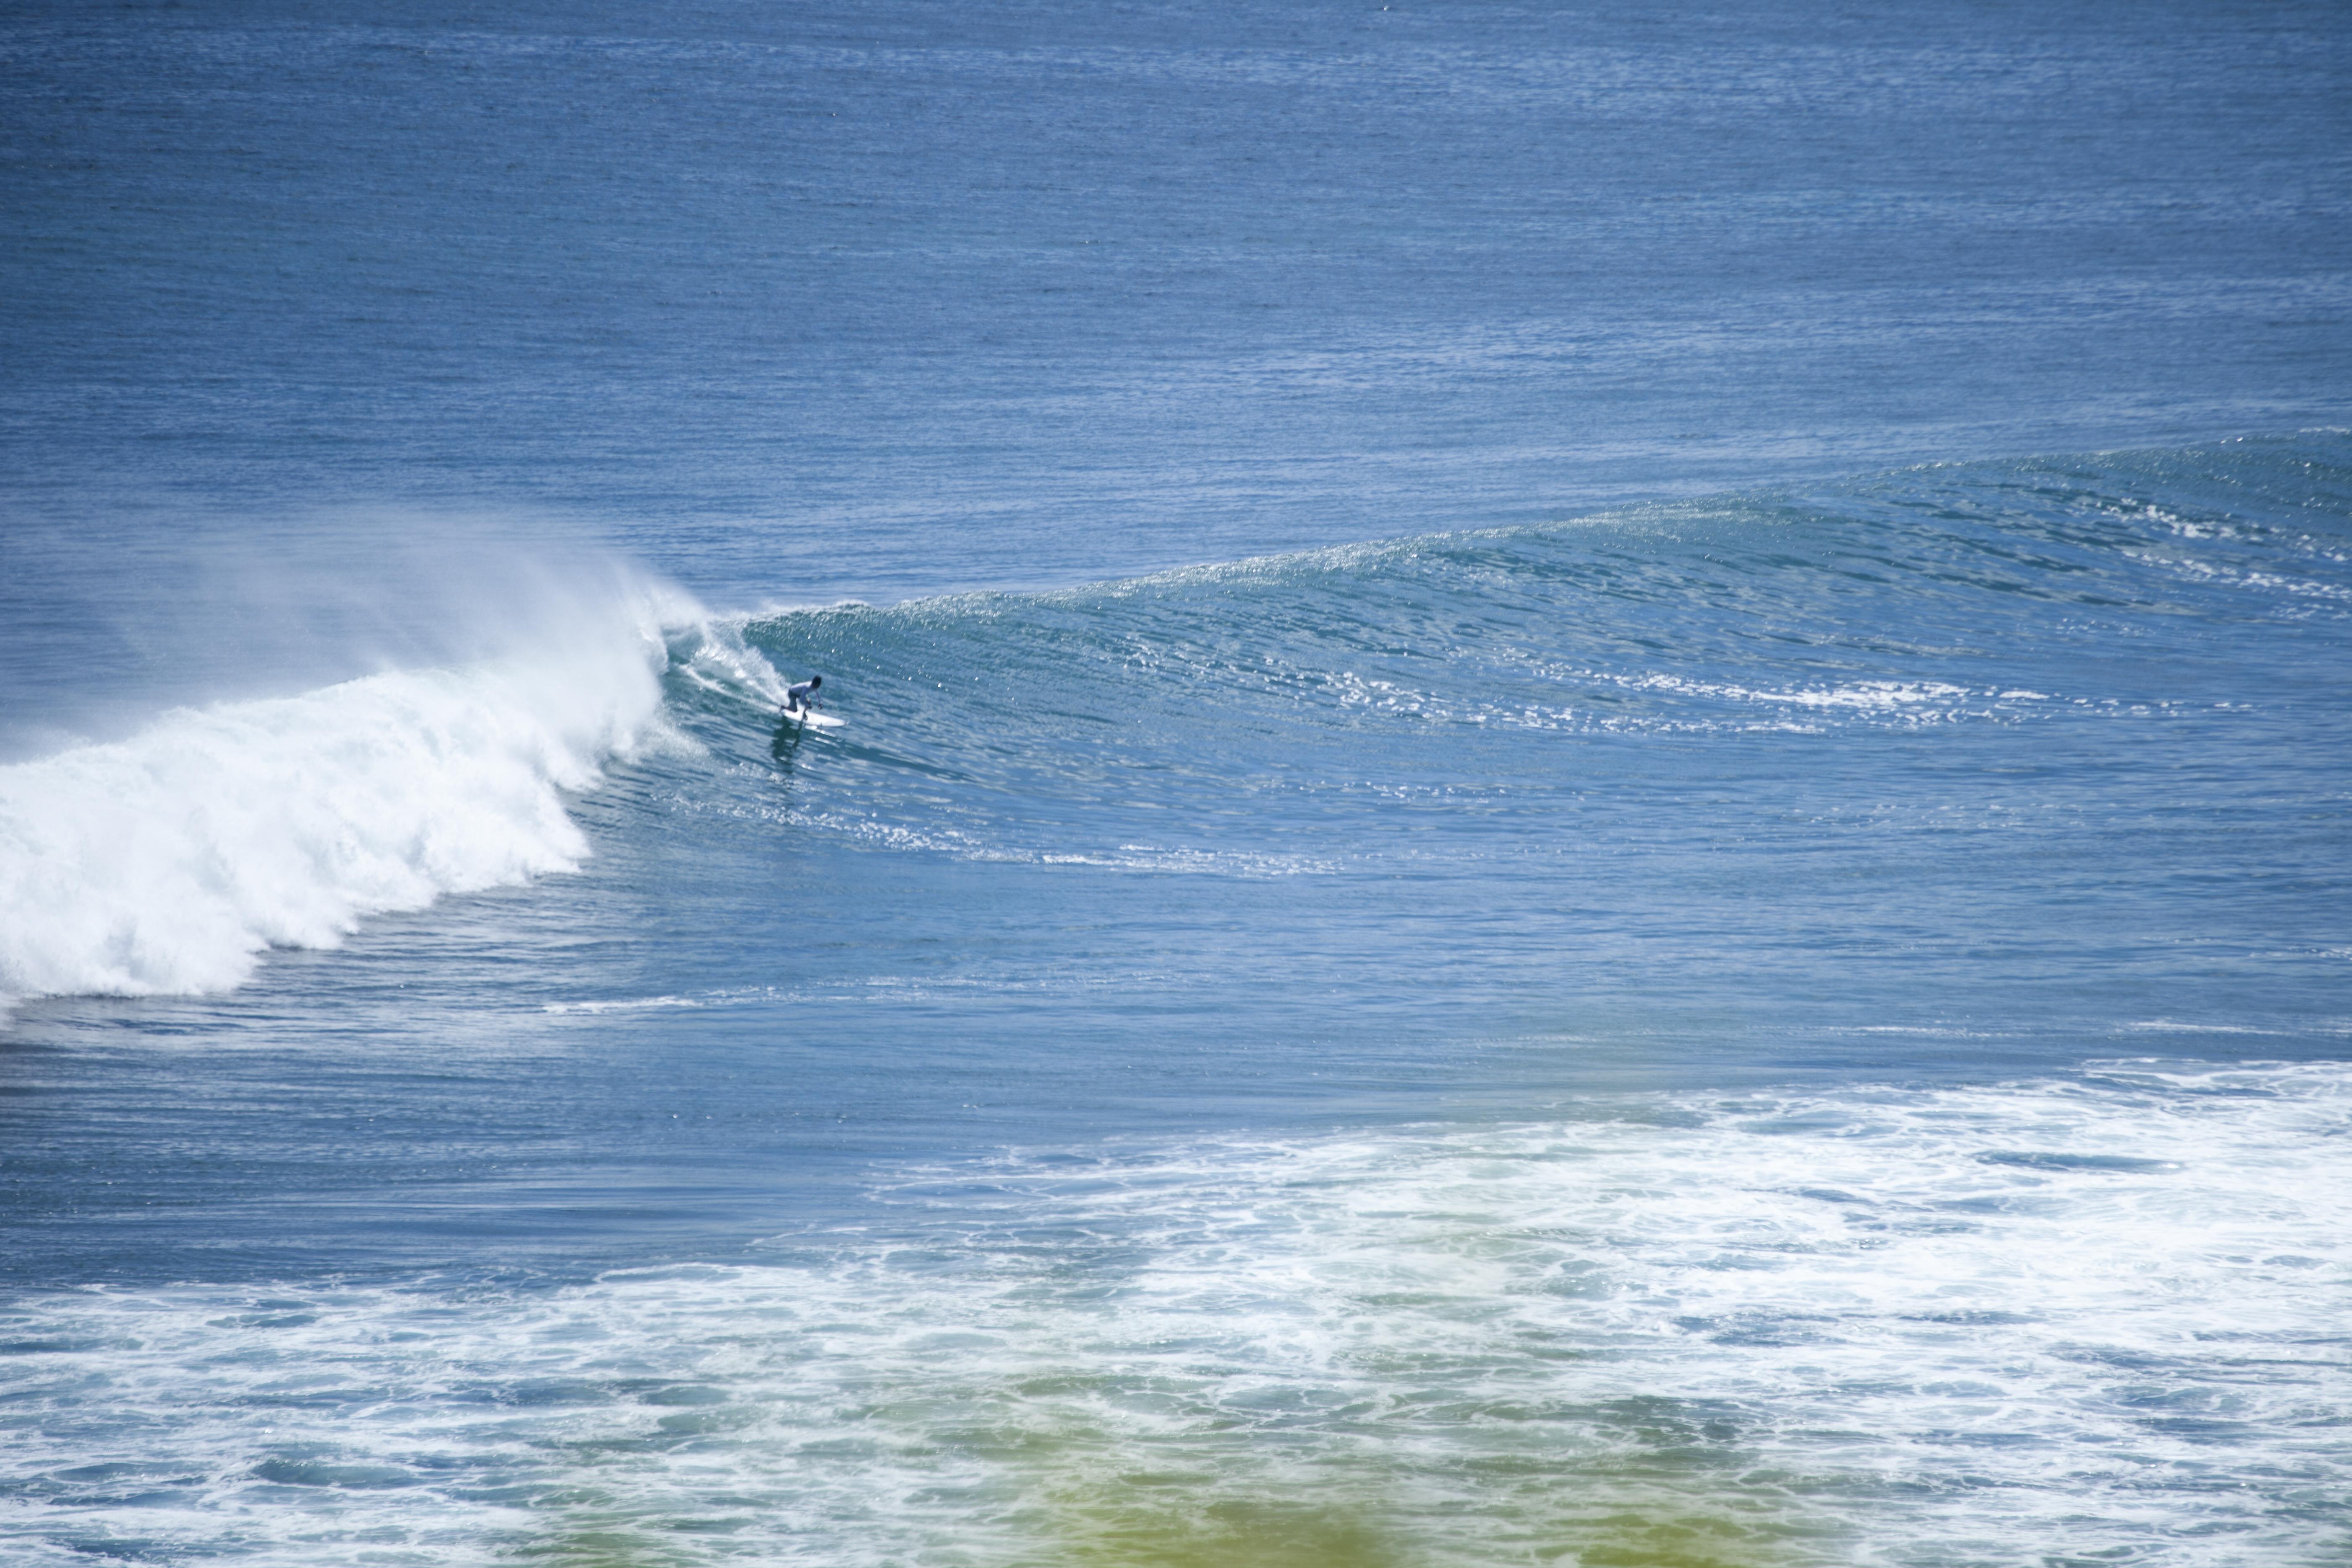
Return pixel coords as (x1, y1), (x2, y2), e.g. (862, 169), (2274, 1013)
(2, 3), (2347, 1564)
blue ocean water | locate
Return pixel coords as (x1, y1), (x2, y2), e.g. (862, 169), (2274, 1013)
(3, 3), (2349, 1565)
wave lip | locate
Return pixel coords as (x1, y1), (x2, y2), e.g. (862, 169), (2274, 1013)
(0, 573), (697, 1015)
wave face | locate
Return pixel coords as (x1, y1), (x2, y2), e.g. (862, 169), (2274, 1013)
(0, 565), (735, 1010)
(706, 432), (2352, 1048)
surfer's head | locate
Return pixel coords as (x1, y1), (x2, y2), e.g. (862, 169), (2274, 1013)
(809, 675), (822, 688)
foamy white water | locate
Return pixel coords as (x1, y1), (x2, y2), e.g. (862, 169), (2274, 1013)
(2, 1062), (2340, 1567)
(0, 569), (712, 1009)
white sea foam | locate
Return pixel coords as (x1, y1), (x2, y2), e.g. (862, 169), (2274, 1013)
(764, 805), (1338, 877)
(0, 1063), (2342, 1566)
(664, 611), (797, 708)
(0, 566), (712, 1014)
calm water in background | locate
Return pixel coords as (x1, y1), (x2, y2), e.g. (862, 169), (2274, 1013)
(2, 3), (2348, 1564)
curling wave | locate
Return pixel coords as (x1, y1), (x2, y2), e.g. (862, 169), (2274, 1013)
(0, 567), (732, 1014)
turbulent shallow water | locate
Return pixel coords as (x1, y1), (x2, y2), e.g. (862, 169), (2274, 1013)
(6, 1061), (2346, 1568)
(3, 3), (2349, 1565)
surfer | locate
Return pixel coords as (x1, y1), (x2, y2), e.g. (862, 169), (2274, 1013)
(782, 674), (823, 717)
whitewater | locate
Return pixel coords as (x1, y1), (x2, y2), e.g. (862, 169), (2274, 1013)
(1, 1064), (2344, 1566)
(0, 567), (778, 1011)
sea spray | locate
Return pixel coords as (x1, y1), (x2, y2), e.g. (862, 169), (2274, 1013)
(0, 565), (736, 1009)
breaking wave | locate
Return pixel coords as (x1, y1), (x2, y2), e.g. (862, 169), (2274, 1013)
(0, 563), (760, 1013)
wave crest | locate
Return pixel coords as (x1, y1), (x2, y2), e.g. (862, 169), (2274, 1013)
(0, 567), (704, 1012)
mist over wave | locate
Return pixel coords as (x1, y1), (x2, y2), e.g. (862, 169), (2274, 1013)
(0, 556), (763, 1012)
